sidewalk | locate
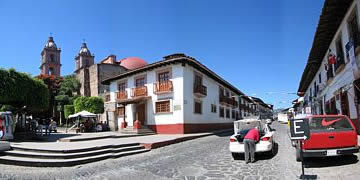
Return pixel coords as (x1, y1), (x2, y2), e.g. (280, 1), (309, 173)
(56, 131), (152, 142)
(10, 129), (232, 151)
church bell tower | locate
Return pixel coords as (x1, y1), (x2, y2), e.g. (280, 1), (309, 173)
(40, 36), (61, 76)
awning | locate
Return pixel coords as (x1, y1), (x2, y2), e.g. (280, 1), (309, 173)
(68, 111), (97, 119)
(116, 96), (151, 105)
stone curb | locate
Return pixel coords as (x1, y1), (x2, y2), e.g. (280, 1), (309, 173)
(58, 133), (155, 142)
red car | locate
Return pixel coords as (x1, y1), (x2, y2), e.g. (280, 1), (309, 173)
(295, 115), (359, 161)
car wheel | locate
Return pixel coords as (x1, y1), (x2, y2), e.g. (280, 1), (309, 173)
(271, 142), (276, 156)
(232, 153), (242, 160)
(291, 141), (296, 147)
(296, 148), (301, 162)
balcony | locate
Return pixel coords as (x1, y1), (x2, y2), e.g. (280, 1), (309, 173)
(335, 56), (345, 74)
(105, 93), (110, 102)
(219, 96), (238, 108)
(327, 65), (334, 82)
(154, 81), (173, 94)
(117, 91), (128, 100)
(232, 100), (239, 108)
(219, 96), (230, 105)
(238, 103), (245, 110)
(193, 84), (207, 97)
(131, 86), (148, 98)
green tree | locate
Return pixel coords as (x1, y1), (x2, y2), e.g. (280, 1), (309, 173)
(55, 74), (80, 105)
(64, 105), (75, 119)
(0, 105), (16, 112)
(0, 68), (49, 113)
(74, 96), (104, 114)
(35, 74), (62, 119)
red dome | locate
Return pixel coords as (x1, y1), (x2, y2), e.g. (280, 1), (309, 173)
(119, 57), (147, 70)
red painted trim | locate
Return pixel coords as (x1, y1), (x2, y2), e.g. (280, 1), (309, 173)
(148, 123), (233, 134)
(134, 120), (142, 129)
(148, 124), (184, 134)
(120, 122), (127, 129)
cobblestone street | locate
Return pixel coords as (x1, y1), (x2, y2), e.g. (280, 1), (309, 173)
(1, 121), (360, 180)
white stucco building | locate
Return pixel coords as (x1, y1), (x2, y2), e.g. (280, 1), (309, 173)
(298, 0), (360, 133)
(102, 53), (258, 134)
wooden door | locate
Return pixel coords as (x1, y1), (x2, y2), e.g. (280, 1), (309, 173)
(137, 104), (146, 125)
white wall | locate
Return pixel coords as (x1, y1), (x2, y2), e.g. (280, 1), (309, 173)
(146, 64), (184, 126)
(110, 64), (185, 127)
(183, 65), (240, 124)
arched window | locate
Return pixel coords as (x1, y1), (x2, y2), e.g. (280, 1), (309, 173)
(49, 67), (55, 75)
(85, 59), (89, 67)
(50, 54), (55, 62)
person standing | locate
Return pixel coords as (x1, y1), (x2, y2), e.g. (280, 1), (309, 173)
(44, 118), (51, 136)
(243, 126), (260, 163)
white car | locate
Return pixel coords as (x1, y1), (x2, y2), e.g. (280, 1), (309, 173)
(229, 119), (275, 160)
(0, 141), (10, 152)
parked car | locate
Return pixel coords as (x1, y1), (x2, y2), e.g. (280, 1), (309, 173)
(0, 112), (14, 140)
(0, 141), (10, 152)
(294, 115), (359, 161)
(229, 119), (275, 160)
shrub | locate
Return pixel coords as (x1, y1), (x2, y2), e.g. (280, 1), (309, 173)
(74, 96), (104, 114)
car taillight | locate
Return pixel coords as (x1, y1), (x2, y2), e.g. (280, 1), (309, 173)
(261, 137), (270, 141)
(230, 138), (237, 142)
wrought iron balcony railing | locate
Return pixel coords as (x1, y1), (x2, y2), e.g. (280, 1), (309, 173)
(154, 81), (173, 94)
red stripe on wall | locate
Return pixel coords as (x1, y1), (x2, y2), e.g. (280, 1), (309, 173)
(148, 124), (184, 134)
(148, 123), (233, 134)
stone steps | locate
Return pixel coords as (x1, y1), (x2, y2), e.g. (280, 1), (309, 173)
(119, 127), (156, 135)
(0, 143), (150, 167)
(58, 134), (152, 142)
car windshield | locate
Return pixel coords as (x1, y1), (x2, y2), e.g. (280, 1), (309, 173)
(309, 117), (353, 132)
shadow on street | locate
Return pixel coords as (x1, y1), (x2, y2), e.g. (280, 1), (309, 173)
(213, 131), (233, 137)
(233, 142), (279, 161)
(304, 155), (359, 168)
(257, 142), (279, 160)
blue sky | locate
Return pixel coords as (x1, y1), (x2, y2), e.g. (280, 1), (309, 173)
(0, 0), (324, 109)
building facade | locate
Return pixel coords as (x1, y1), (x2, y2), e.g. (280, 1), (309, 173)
(103, 54), (250, 134)
(249, 96), (273, 119)
(298, 0), (360, 133)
